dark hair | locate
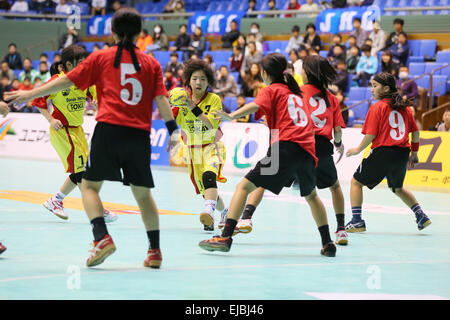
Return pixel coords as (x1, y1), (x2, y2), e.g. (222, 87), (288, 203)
(60, 45), (88, 71)
(39, 61), (48, 66)
(306, 23), (316, 31)
(289, 49), (299, 59)
(183, 59), (216, 89)
(398, 31), (407, 38)
(261, 53), (302, 97)
(170, 52), (179, 57)
(142, 28), (148, 35)
(23, 57), (32, 64)
(8, 43), (16, 48)
(361, 44), (371, 53)
(219, 65), (228, 70)
(251, 23), (260, 28)
(179, 24), (187, 29)
(302, 55), (337, 108)
(237, 93), (246, 98)
(111, 8), (142, 72)
(248, 0), (256, 3)
(40, 53), (48, 58)
(292, 25), (300, 32)
(50, 62), (60, 76)
(393, 18), (404, 26)
(204, 54), (213, 62)
(353, 17), (361, 23)
(234, 46), (243, 51)
(24, 76), (31, 81)
(348, 35), (357, 40)
(373, 72), (412, 110)
(333, 33), (342, 40)
(93, 43), (100, 48)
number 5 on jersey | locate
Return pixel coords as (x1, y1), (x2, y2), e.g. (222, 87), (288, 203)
(120, 63), (143, 105)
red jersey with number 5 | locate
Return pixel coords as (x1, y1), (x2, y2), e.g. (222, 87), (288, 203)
(362, 99), (418, 149)
(66, 46), (167, 132)
(254, 83), (317, 164)
(301, 84), (346, 140)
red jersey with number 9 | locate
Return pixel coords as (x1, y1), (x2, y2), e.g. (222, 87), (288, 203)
(66, 46), (167, 132)
(362, 99), (418, 149)
(254, 83), (317, 164)
(301, 84), (346, 140)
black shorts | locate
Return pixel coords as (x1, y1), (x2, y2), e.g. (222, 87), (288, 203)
(353, 146), (410, 191)
(315, 135), (338, 189)
(245, 141), (316, 197)
(84, 122), (155, 188)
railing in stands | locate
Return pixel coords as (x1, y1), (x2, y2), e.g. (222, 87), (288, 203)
(23, 39), (57, 59)
(421, 102), (450, 130)
(429, 63), (450, 109)
(384, 6), (450, 14)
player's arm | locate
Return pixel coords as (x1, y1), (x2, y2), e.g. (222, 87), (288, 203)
(213, 102), (260, 121)
(409, 130), (420, 168)
(346, 134), (375, 157)
(333, 126), (344, 153)
(38, 107), (64, 131)
(0, 101), (10, 117)
(185, 97), (213, 130)
(155, 95), (179, 152)
(5, 76), (73, 105)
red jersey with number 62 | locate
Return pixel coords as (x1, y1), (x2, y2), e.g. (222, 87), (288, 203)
(66, 46), (167, 132)
(254, 83), (317, 164)
(362, 99), (418, 149)
(301, 84), (346, 140)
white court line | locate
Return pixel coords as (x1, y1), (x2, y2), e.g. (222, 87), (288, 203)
(304, 292), (448, 300)
(1, 259), (450, 283)
(221, 191), (450, 216)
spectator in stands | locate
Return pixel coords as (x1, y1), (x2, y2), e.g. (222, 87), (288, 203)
(331, 0), (346, 8)
(390, 32), (409, 67)
(55, 0), (70, 14)
(148, 24), (169, 51)
(0, 0), (11, 11)
(222, 20), (241, 49)
(266, 0), (278, 18)
(240, 42), (263, 79)
(247, 33), (263, 54)
(204, 54), (218, 77)
(174, 0), (186, 14)
(347, 46), (360, 74)
(103, 43), (111, 50)
(176, 66), (184, 86)
(246, 0), (258, 18)
(335, 60), (349, 93)
(111, 0), (122, 13)
(234, 94), (252, 123)
(10, 79), (20, 92)
(91, 0), (106, 16)
(39, 53), (50, 69)
(40, 0), (56, 14)
(351, 17), (368, 49)
(328, 34), (346, 59)
(163, 69), (178, 92)
(169, 24), (190, 52)
(299, 48), (308, 61)
(286, 62), (303, 87)
(1, 61), (16, 82)
(354, 44), (377, 87)
(183, 26), (206, 60)
(336, 90), (348, 125)
(230, 46), (244, 74)
(53, 53), (61, 63)
(247, 23), (264, 46)
(364, 38), (373, 49)
(347, 0), (373, 5)
(166, 52), (182, 76)
(396, 65), (418, 105)
(381, 50), (398, 78)
(33, 77), (43, 88)
(4, 43), (23, 70)
(285, 0), (301, 18)
(436, 109), (450, 132)
(289, 49), (303, 76)
(136, 29), (153, 53)
(163, 0), (184, 14)
(59, 26), (79, 50)
(92, 44), (101, 52)
(303, 23), (322, 52)
(347, 35), (357, 51)
(29, 0), (42, 12)
(285, 25), (304, 53)
(190, 53), (199, 60)
(241, 62), (264, 97)
(214, 65), (238, 97)
(299, 0), (319, 17)
(386, 18), (406, 49)
(329, 45), (346, 68)
(237, 35), (247, 54)
(11, 0), (29, 12)
(369, 21), (386, 56)
(19, 58), (38, 83)
(36, 61), (51, 83)
(0, 76), (11, 100)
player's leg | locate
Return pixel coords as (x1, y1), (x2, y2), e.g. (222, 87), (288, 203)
(392, 188), (431, 230)
(43, 175), (78, 220)
(234, 187), (265, 235)
(345, 177), (366, 232)
(329, 180), (348, 245)
(130, 184), (162, 268)
(200, 171), (220, 230)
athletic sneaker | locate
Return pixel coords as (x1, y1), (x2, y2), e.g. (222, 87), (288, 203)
(43, 197), (67, 220)
(86, 234), (116, 267)
(200, 211), (214, 231)
(199, 236), (233, 252)
(335, 230), (348, 246)
(143, 248), (162, 269)
(218, 209), (228, 230)
(103, 209), (118, 223)
(416, 212), (431, 231)
(345, 219), (366, 233)
(321, 242), (337, 257)
(0, 242), (6, 255)
(235, 219), (253, 235)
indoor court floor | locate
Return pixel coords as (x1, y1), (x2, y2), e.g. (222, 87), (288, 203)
(0, 158), (449, 300)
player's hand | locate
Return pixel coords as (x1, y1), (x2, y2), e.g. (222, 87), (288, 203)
(212, 110), (233, 121)
(0, 101), (10, 117)
(335, 143), (344, 155)
(166, 129), (180, 152)
(346, 148), (360, 157)
(408, 152), (419, 169)
(4, 90), (33, 105)
(50, 118), (63, 131)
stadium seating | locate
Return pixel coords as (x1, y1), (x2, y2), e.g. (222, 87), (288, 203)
(263, 41), (289, 54)
(409, 62), (426, 77)
(348, 87), (368, 101)
(436, 51), (450, 63)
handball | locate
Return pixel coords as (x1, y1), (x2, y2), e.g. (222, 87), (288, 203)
(169, 87), (189, 107)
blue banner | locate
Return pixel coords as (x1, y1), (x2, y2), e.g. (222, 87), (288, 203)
(316, 5), (382, 34)
(150, 120), (170, 166)
(87, 15), (113, 36)
(188, 11), (246, 36)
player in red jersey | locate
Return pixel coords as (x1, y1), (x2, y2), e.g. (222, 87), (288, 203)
(345, 72), (431, 232)
(5, 8), (179, 268)
(199, 53), (337, 257)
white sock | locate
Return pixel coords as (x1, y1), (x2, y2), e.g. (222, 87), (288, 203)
(204, 200), (217, 215)
(55, 191), (66, 201)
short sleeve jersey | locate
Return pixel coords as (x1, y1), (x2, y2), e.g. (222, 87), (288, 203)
(301, 84), (346, 140)
(66, 46), (167, 132)
(172, 91), (223, 146)
(362, 99), (418, 149)
(254, 83), (317, 164)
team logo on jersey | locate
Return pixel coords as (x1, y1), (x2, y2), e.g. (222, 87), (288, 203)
(68, 102), (84, 112)
(62, 88), (71, 96)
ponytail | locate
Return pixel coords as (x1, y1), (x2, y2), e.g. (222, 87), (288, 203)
(373, 72), (411, 110)
(50, 61), (62, 76)
(262, 53), (303, 98)
(283, 72), (302, 97)
(113, 36), (141, 72)
(302, 55), (337, 108)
